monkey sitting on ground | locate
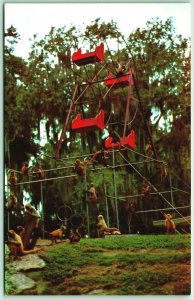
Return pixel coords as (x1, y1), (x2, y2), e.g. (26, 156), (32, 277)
(7, 229), (41, 257)
(47, 225), (67, 245)
(97, 215), (121, 236)
(68, 228), (81, 244)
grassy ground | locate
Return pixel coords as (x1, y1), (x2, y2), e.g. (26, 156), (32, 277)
(11, 234), (191, 295)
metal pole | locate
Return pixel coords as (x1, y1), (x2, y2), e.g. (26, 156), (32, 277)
(40, 181), (44, 239)
(128, 215), (131, 234)
(128, 173), (133, 234)
(7, 212), (10, 230)
(169, 174), (174, 206)
(122, 85), (131, 140)
(84, 171), (90, 237)
(169, 174), (174, 218)
(40, 161), (44, 239)
(104, 182), (110, 227)
(112, 148), (119, 229)
(7, 140), (11, 231)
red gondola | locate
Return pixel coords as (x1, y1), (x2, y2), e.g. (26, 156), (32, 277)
(71, 109), (105, 132)
(72, 43), (104, 66)
(105, 129), (135, 149)
(104, 68), (134, 88)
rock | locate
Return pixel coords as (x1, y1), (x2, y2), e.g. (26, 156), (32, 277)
(36, 239), (52, 246)
(9, 273), (35, 293)
(11, 254), (46, 271)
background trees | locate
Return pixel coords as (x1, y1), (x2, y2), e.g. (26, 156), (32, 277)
(4, 18), (190, 234)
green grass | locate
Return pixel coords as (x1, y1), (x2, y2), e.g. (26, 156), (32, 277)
(109, 251), (190, 264)
(30, 234), (191, 295)
(117, 270), (172, 295)
(80, 234), (190, 249)
(5, 235), (190, 295)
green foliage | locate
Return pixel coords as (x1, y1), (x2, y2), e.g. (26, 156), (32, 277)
(127, 17), (190, 173)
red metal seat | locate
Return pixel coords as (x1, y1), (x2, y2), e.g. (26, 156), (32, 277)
(71, 109), (105, 132)
(105, 130), (135, 149)
(72, 43), (104, 66)
(104, 68), (134, 88)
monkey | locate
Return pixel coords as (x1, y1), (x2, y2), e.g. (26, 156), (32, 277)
(97, 215), (121, 235)
(83, 157), (93, 168)
(108, 129), (120, 145)
(87, 183), (97, 201)
(35, 167), (45, 180)
(160, 163), (168, 182)
(8, 171), (17, 185)
(116, 63), (126, 77)
(123, 201), (136, 215)
(74, 158), (92, 178)
(68, 228), (81, 244)
(7, 194), (17, 210)
(15, 226), (25, 240)
(21, 162), (30, 175)
(164, 213), (176, 234)
(49, 225), (67, 245)
(145, 139), (152, 160)
(142, 185), (152, 197)
(7, 229), (41, 257)
(92, 149), (109, 167)
(75, 159), (85, 177)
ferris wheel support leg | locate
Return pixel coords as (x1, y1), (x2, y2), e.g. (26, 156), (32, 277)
(84, 171), (90, 238)
(112, 147), (120, 230)
(55, 99), (75, 160)
(104, 181), (110, 228)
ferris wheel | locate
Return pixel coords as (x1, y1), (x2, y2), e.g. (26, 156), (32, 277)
(55, 32), (140, 160)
